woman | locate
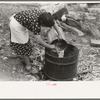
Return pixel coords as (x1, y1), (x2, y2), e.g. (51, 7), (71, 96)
(9, 8), (64, 74)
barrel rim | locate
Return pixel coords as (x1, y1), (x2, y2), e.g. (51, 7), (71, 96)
(45, 44), (79, 59)
(45, 49), (79, 59)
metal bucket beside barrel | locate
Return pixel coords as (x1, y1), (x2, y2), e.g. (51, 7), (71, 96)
(44, 39), (79, 81)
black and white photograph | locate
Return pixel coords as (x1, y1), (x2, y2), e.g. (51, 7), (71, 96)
(0, 2), (100, 81)
(0, 1), (100, 99)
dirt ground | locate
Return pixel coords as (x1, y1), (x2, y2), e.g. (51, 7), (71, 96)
(0, 3), (100, 81)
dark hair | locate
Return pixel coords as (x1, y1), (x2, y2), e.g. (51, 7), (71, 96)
(38, 12), (54, 27)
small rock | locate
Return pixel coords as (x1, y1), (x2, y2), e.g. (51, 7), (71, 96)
(0, 30), (3, 33)
(13, 67), (16, 70)
(3, 57), (8, 60)
(12, 52), (16, 55)
(12, 71), (15, 73)
(30, 76), (39, 81)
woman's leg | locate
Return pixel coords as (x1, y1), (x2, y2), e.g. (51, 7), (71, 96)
(23, 56), (31, 70)
(23, 55), (38, 74)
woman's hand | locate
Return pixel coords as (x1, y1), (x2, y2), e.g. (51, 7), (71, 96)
(34, 35), (56, 49)
(49, 44), (55, 49)
(57, 34), (63, 40)
(53, 20), (66, 40)
(50, 44), (58, 52)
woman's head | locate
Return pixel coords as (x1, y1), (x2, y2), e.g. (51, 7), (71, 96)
(38, 12), (54, 27)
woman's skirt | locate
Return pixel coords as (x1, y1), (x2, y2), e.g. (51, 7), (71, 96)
(9, 14), (32, 56)
(10, 40), (32, 56)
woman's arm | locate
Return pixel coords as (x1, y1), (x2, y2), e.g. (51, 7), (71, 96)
(34, 35), (55, 49)
(53, 20), (66, 40)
